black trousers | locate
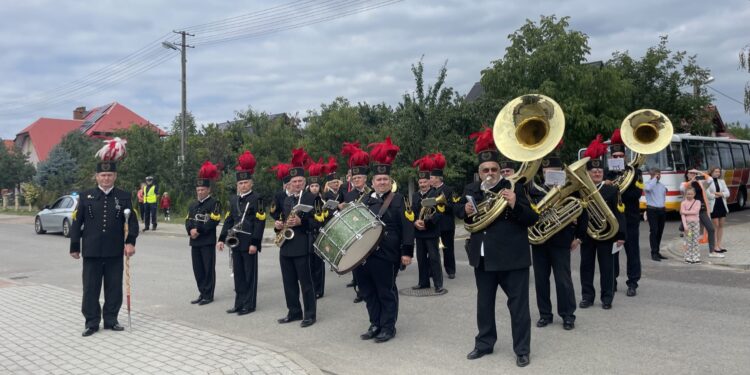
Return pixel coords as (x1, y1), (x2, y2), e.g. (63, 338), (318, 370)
(473, 259), (530, 356)
(580, 240), (615, 304)
(614, 219), (641, 289)
(532, 243), (576, 322)
(415, 237), (443, 288)
(82, 256), (123, 328)
(310, 252), (326, 297)
(138, 202), (145, 221)
(191, 245), (216, 300)
(279, 254), (316, 320)
(144, 203), (157, 229)
(231, 248), (258, 311)
(440, 229), (456, 275)
(647, 207), (666, 255)
(353, 256), (399, 332)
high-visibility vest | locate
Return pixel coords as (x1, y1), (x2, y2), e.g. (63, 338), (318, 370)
(143, 185), (157, 203)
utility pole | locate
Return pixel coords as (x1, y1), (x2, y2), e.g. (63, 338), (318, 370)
(162, 31), (194, 174)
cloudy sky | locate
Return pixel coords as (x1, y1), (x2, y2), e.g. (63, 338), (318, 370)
(1, 0), (749, 139)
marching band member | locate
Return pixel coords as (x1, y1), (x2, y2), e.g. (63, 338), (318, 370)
(527, 147), (584, 331)
(217, 151), (266, 316)
(579, 136), (626, 310)
(458, 128), (537, 367)
(428, 153), (457, 280)
(607, 129), (644, 296)
(323, 156), (345, 205)
(275, 148), (317, 327)
(411, 155), (445, 293)
(355, 137), (414, 343)
(307, 158), (329, 299)
(186, 161), (222, 306)
(342, 141), (370, 303)
(270, 163), (293, 223)
(70, 138), (138, 337)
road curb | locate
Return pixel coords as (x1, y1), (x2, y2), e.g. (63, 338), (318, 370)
(665, 238), (750, 271)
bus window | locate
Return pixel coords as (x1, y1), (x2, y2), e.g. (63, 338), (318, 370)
(731, 144), (746, 168)
(718, 142), (734, 170)
(642, 147), (673, 171)
(743, 144), (750, 167)
(686, 140), (706, 170)
(671, 142), (685, 170)
(704, 142), (720, 170)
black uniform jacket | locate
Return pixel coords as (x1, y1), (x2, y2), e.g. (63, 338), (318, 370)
(432, 183), (456, 232)
(411, 188), (441, 239)
(583, 182), (627, 243)
(606, 168), (643, 222)
(185, 196), (221, 247)
(70, 187), (139, 257)
(456, 179), (538, 272)
(361, 191), (415, 264)
(277, 190), (316, 257)
(270, 190), (288, 221)
(527, 182), (588, 248)
(344, 188), (367, 204)
(219, 191), (266, 249)
(324, 189), (345, 204)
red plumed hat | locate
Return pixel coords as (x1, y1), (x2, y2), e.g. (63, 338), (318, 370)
(235, 150), (256, 181)
(430, 152), (446, 177)
(288, 147), (311, 179)
(325, 156), (339, 182)
(609, 128), (625, 154)
(270, 163), (293, 183)
(413, 155), (434, 180)
(307, 157), (326, 185)
(197, 161), (219, 187)
(368, 136), (400, 175)
(584, 135), (608, 170)
(469, 126), (499, 163)
(342, 141), (370, 175)
(95, 137), (127, 172)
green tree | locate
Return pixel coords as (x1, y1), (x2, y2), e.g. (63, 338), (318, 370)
(34, 145), (77, 197)
(727, 121), (750, 140)
(58, 130), (98, 190)
(740, 45), (750, 113)
(0, 144), (35, 191)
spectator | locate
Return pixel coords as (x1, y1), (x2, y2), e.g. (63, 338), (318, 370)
(645, 168), (668, 261)
(160, 192), (171, 221)
(136, 183), (146, 222)
(706, 167), (729, 253)
(680, 169), (721, 258)
(680, 187), (702, 264)
(143, 176), (159, 231)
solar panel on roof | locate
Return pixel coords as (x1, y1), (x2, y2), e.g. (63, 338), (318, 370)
(79, 104), (112, 133)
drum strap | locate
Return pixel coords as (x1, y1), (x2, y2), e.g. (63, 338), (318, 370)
(377, 192), (395, 219)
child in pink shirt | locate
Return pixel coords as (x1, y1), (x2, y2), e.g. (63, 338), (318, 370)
(680, 188), (702, 263)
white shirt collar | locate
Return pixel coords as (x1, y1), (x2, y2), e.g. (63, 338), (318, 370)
(239, 190), (252, 198)
(98, 186), (114, 195)
(199, 194), (211, 203)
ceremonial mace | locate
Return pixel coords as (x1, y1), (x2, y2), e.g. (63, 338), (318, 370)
(123, 208), (132, 331)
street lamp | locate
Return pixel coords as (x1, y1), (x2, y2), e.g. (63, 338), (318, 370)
(693, 76), (715, 98)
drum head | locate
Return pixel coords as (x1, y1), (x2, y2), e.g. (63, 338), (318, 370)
(335, 225), (383, 274)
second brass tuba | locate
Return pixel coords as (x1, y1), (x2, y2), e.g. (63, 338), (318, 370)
(465, 94), (565, 233)
(613, 109), (673, 193)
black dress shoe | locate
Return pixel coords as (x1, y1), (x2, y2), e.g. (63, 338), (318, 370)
(411, 285), (429, 290)
(278, 315), (302, 324)
(434, 287), (446, 294)
(346, 280), (356, 287)
(651, 254), (662, 261)
(82, 327), (98, 337)
(448, 274), (456, 279)
(602, 303), (612, 310)
(353, 296), (363, 303)
(579, 300), (593, 308)
(658, 253), (668, 260)
(466, 348), (492, 360)
(563, 321), (575, 330)
(315, 293), (323, 299)
(373, 329), (396, 343)
(300, 318), (316, 328)
(360, 325), (380, 340)
(516, 354), (530, 367)
(626, 287), (637, 297)
(104, 323), (124, 331)
(226, 307), (240, 314)
(198, 298), (213, 305)
(237, 309), (254, 316)
(190, 297), (203, 304)
(536, 318), (552, 328)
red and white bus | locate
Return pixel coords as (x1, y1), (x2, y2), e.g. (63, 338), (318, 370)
(579, 133), (750, 211)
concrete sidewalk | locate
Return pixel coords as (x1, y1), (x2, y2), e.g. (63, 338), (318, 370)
(0, 278), (321, 375)
(664, 221), (750, 270)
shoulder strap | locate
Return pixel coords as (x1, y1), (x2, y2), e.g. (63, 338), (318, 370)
(377, 192), (396, 218)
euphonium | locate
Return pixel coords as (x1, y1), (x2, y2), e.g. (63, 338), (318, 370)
(465, 94), (565, 233)
(418, 193), (446, 221)
(613, 109), (673, 193)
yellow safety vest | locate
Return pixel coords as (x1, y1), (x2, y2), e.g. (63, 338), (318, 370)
(143, 185), (157, 203)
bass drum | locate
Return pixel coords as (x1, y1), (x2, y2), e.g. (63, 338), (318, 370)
(314, 202), (383, 275)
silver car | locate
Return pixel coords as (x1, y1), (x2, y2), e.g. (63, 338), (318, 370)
(35, 194), (79, 238)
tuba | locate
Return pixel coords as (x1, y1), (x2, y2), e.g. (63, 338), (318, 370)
(528, 158), (619, 243)
(612, 109), (673, 193)
(466, 94), (565, 233)
(418, 193), (446, 221)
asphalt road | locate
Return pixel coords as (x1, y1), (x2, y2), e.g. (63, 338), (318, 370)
(2, 211), (750, 375)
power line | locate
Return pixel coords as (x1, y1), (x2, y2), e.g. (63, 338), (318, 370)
(706, 85), (745, 106)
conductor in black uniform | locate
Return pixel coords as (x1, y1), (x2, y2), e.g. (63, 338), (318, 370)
(606, 130), (643, 297)
(217, 151), (266, 316)
(275, 148), (317, 327)
(70, 138), (138, 337)
(186, 161), (222, 306)
(411, 155), (444, 293)
(355, 137), (414, 343)
(579, 137), (626, 310)
(429, 153), (457, 279)
(527, 150), (585, 331)
(457, 128), (538, 367)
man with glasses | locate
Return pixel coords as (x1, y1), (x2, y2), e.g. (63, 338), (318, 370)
(458, 128), (538, 368)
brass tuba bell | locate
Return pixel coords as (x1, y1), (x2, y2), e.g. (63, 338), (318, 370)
(613, 109), (673, 193)
(465, 94), (565, 233)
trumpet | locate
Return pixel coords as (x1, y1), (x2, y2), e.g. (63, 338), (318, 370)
(418, 193), (446, 221)
(226, 202), (250, 249)
(466, 94), (564, 233)
(189, 213), (209, 223)
(612, 109), (673, 193)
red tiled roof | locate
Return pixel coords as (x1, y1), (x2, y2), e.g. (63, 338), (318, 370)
(2, 140), (14, 151)
(82, 102), (166, 137)
(16, 118), (83, 160)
